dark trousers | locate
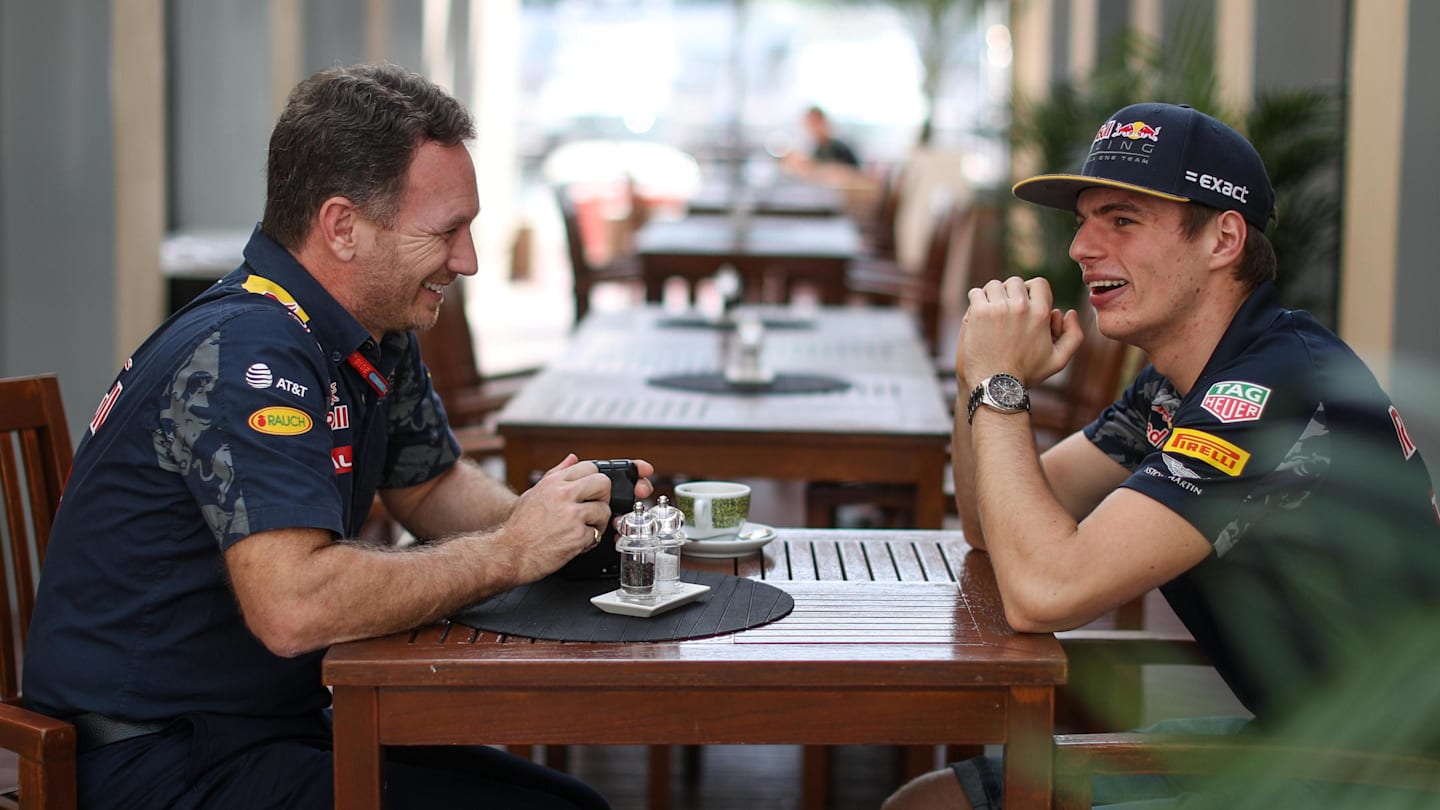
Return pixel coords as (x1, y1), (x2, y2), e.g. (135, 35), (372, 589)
(77, 711), (611, 810)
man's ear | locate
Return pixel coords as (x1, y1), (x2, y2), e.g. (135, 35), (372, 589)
(1210, 209), (1247, 269)
(315, 196), (361, 262)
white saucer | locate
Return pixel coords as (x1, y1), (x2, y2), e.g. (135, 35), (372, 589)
(590, 581), (711, 618)
(684, 522), (776, 558)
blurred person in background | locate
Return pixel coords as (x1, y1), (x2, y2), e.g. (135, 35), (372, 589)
(782, 104), (862, 178)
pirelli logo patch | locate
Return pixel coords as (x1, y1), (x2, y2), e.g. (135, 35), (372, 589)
(1163, 428), (1250, 476)
(249, 406), (313, 436)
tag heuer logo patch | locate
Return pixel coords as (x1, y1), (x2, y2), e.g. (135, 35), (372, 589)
(1201, 380), (1271, 423)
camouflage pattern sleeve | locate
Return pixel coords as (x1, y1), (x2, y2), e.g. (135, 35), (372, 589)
(156, 309), (345, 548)
(380, 332), (461, 489)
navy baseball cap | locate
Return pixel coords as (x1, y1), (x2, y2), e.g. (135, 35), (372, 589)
(1013, 103), (1276, 231)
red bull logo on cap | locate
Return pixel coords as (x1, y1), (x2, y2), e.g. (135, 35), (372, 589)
(1095, 119), (1162, 143)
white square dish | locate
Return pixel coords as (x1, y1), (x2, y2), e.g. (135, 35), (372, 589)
(590, 581), (712, 617)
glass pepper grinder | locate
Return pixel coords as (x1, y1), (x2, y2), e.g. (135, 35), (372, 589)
(650, 495), (686, 595)
(615, 502), (658, 602)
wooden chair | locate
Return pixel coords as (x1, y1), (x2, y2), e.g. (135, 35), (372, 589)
(843, 200), (964, 359)
(414, 277), (532, 447)
(1029, 300), (1137, 452)
(857, 162), (906, 261)
(0, 374), (78, 809)
(1051, 629), (1440, 809)
(1054, 733), (1440, 809)
(357, 281), (531, 546)
(556, 185), (643, 325)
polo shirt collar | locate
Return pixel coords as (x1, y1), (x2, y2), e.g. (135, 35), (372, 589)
(1197, 281), (1286, 383)
(240, 225), (377, 363)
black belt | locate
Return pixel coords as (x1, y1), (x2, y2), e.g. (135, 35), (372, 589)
(71, 712), (174, 753)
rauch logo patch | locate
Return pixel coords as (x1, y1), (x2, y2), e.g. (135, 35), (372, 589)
(1163, 428), (1250, 476)
(1201, 381), (1270, 423)
(248, 406), (312, 436)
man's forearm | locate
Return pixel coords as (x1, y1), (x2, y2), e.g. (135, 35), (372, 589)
(951, 405), (986, 548)
(969, 409), (1083, 629)
(383, 458), (518, 541)
(227, 525), (524, 658)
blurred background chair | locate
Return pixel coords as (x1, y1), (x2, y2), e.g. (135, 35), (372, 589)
(842, 200), (964, 360)
(804, 199), (1007, 530)
(415, 278), (534, 448)
(555, 185), (644, 325)
(855, 162), (907, 262)
(1029, 300), (1138, 452)
(0, 373), (78, 809)
(358, 283), (534, 546)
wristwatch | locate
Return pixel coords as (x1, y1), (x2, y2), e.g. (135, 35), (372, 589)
(966, 373), (1031, 425)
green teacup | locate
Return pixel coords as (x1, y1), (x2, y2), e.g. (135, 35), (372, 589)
(674, 481), (751, 540)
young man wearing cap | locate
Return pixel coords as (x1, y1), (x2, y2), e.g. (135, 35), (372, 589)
(885, 103), (1440, 808)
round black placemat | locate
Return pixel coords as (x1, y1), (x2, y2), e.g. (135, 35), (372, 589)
(451, 570), (793, 643)
(647, 372), (850, 396)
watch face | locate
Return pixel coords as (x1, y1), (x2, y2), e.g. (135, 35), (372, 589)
(987, 374), (1027, 409)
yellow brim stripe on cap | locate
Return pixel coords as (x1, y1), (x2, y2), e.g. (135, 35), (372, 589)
(1012, 174), (1192, 206)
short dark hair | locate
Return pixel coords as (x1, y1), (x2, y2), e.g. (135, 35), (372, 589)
(261, 63), (476, 251)
(1180, 203), (1277, 290)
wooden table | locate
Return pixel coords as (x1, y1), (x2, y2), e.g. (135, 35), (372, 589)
(686, 180), (845, 218)
(324, 529), (1066, 810)
(634, 214), (860, 305)
(496, 306), (953, 528)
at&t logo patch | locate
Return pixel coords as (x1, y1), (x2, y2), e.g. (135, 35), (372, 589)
(246, 363), (273, 389)
(248, 406), (312, 435)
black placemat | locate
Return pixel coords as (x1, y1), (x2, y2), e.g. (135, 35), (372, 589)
(647, 372), (850, 396)
(656, 316), (814, 331)
(451, 570), (793, 642)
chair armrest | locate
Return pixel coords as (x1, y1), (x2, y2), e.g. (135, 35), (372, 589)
(1056, 732), (1440, 789)
(0, 701), (74, 765)
(1056, 629), (1206, 667)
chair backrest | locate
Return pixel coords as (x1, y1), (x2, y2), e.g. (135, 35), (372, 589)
(867, 163), (907, 258)
(0, 375), (73, 701)
(555, 185), (600, 322)
(415, 280), (483, 415)
(911, 202), (967, 355)
(1062, 302), (1135, 433)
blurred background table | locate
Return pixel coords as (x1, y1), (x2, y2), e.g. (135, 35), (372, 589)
(496, 306), (952, 528)
(634, 214), (861, 305)
(685, 179), (845, 218)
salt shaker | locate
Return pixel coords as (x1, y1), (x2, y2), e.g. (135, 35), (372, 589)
(615, 502), (658, 602)
(650, 496), (686, 595)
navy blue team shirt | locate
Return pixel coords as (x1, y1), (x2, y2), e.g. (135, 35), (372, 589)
(25, 227), (461, 722)
(1084, 281), (1440, 726)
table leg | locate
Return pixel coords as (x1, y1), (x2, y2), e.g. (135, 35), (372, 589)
(801, 746), (829, 810)
(647, 745), (672, 810)
(1003, 685), (1055, 810)
(332, 686), (383, 810)
(913, 453), (948, 529)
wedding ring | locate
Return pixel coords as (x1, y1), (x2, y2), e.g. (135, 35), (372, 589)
(588, 527), (601, 549)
